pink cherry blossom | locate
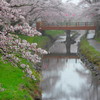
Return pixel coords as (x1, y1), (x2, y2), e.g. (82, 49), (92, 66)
(0, 0), (48, 70)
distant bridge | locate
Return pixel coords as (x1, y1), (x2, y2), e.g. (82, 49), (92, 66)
(36, 22), (96, 30)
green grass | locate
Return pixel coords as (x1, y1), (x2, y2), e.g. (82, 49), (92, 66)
(80, 38), (100, 68)
(95, 38), (100, 43)
(17, 34), (49, 48)
(0, 57), (32, 100)
(0, 30), (64, 100)
(17, 30), (64, 48)
(45, 30), (64, 38)
(0, 55), (41, 100)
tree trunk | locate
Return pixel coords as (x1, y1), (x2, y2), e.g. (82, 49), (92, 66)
(95, 21), (100, 38)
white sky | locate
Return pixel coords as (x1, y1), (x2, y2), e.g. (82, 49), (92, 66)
(62, 0), (80, 4)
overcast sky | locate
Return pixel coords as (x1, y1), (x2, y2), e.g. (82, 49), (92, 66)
(62, 0), (80, 4)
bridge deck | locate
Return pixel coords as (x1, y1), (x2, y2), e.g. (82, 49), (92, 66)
(36, 22), (96, 30)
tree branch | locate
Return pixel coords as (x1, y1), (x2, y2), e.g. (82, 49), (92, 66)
(10, 4), (33, 8)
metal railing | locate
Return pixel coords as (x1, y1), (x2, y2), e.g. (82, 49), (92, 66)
(42, 22), (95, 27)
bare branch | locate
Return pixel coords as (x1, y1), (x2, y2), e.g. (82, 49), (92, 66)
(10, 4), (33, 8)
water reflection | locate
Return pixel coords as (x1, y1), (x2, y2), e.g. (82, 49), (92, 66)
(41, 32), (100, 100)
(41, 57), (100, 100)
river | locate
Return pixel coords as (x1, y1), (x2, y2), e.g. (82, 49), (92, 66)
(41, 31), (100, 100)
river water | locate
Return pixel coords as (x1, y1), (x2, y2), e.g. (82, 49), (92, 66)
(41, 31), (100, 100)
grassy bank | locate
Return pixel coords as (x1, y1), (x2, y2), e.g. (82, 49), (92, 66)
(45, 30), (64, 38)
(0, 54), (41, 100)
(80, 38), (100, 69)
(18, 34), (49, 48)
(18, 30), (64, 48)
(0, 30), (64, 100)
(95, 38), (100, 43)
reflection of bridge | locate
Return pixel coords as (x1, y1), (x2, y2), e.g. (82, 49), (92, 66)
(36, 22), (96, 30)
(43, 53), (79, 59)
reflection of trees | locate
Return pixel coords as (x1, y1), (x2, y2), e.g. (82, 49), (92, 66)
(78, 78), (100, 100)
(42, 58), (66, 71)
(66, 83), (90, 100)
(75, 68), (91, 78)
(90, 76), (100, 100)
(40, 75), (60, 93)
(42, 57), (100, 100)
(41, 32), (100, 100)
(41, 58), (67, 98)
(75, 62), (100, 100)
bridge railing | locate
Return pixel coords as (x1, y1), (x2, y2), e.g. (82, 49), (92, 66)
(36, 21), (96, 30)
(41, 22), (95, 27)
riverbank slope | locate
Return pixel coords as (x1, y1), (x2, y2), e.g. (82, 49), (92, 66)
(79, 37), (100, 70)
(0, 30), (64, 100)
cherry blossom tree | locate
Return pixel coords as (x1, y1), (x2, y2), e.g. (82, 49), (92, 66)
(79, 0), (100, 37)
(7, 0), (82, 26)
(41, 1), (83, 24)
(0, 0), (47, 79)
(79, 0), (100, 21)
(8, 0), (64, 25)
(64, 2), (83, 22)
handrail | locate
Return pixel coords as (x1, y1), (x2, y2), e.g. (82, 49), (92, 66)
(43, 22), (95, 27)
(36, 21), (96, 30)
